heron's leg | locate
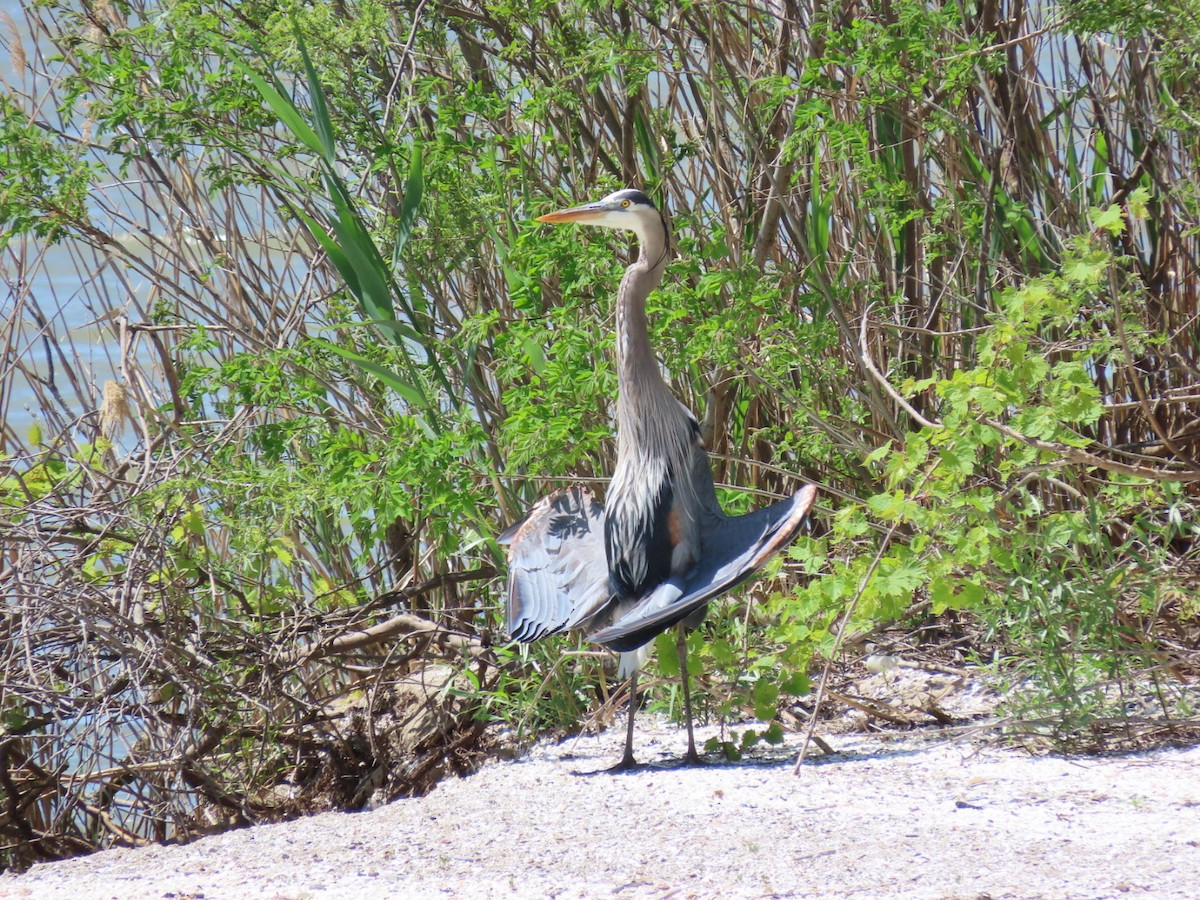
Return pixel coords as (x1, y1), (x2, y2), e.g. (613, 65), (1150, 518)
(677, 626), (702, 765)
(612, 670), (639, 771)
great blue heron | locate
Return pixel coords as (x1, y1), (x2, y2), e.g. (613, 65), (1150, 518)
(500, 188), (817, 769)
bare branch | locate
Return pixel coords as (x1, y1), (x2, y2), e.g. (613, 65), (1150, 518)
(859, 306), (944, 431)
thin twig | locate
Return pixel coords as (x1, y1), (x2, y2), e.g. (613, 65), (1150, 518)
(859, 304), (943, 431)
(794, 519), (904, 772)
(984, 419), (1200, 483)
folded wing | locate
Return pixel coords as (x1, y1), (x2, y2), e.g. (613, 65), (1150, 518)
(588, 484), (818, 652)
(501, 485), (612, 642)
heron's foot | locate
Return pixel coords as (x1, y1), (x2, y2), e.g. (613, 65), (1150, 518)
(608, 751), (640, 773)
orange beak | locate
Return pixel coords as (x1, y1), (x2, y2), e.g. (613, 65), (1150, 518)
(536, 202), (611, 225)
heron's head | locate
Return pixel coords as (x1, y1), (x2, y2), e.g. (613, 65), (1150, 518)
(536, 189), (663, 245)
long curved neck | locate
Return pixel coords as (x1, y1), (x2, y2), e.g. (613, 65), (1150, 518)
(615, 220), (670, 408)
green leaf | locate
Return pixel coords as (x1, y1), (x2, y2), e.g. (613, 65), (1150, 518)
(292, 204), (361, 296)
(930, 576), (954, 614)
(938, 439), (977, 475)
(394, 144), (424, 259)
(752, 678), (779, 720)
(233, 60), (325, 158)
(325, 174), (397, 325)
(294, 24), (337, 166)
(873, 562), (924, 599)
(1089, 203), (1125, 236)
(271, 539), (294, 566)
(1090, 131), (1110, 207)
(1062, 253), (1106, 285)
(809, 149), (830, 261)
(329, 318), (423, 344)
(181, 505), (206, 537)
(958, 580), (986, 608)
(1015, 407), (1060, 441)
(931, 577), (985, 613)
(781, 670), (810, 695)
(1126, 186), (1150, 220)
(295, 196), (412, 348)
(707, 638), (736, 667)
(863, 440), (893, 466)
(632, 108), (661, 184)
(867, 490), (920, 522)
(655, 630), (680, 677)
(312, 338), (427, 407)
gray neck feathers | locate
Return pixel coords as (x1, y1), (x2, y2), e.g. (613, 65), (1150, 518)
(613, 218), (690, 463)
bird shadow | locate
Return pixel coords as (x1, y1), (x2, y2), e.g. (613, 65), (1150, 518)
(568, 756), (705, 777)
(559, 737), (937, 777)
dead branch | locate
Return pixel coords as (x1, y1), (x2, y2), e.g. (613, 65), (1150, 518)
(859, 306), (944, 431)
(291, 612), (483, 666)
(984, 419), (1200, 482)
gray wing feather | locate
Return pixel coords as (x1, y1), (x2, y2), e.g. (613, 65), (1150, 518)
(589, 484), (818, 651)
(503, 486), (612, 642)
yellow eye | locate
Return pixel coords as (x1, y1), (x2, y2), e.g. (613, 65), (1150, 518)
(620, 199), (630, 208)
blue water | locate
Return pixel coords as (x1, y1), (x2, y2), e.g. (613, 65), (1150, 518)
(1, 2), (127, 439)
(1, 1), (302, 445)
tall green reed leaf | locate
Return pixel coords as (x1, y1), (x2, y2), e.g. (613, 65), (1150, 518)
(394, 144), (424, 267)
(294, 29), (336, 167)
(232, 61), (326, 159)
(234, 32), (457, 421)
